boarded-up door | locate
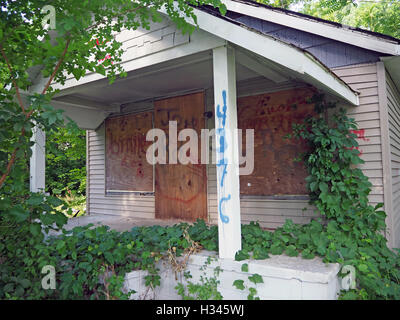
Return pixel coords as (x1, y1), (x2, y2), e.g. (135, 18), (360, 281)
(154, 92), (207, 221)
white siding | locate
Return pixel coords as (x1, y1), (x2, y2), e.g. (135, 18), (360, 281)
(386, 72), (400, 248)
(333, 63), (384, 207)
(206, 165), (318, 228)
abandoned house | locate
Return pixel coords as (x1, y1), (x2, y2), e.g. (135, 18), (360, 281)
(28, 0), (400, 259)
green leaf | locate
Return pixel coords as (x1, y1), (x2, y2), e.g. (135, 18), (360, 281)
(248, 274), (264, 285)
(358, 264), (368, 273)
(218, 4), (227, 15)
(29, 224), (42, 237)
(235, 250), (250, 261)
(9, 206), (29, 222)
(285, 245), (299, 257)
(301, 249), (315, 260)
(233, 279), (245, 290)
(26, 194), (45, 206)
(19, 279), (31, 289)
(56, 240), (66, 251)
(269, 243), (284, 255)
(241, 263), (249, 273)
(319, 182), (329, 193)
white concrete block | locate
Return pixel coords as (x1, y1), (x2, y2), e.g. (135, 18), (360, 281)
(123, 250), (341, 300)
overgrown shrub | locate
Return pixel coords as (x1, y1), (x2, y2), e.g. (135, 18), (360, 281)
(46, 126), (86, 197)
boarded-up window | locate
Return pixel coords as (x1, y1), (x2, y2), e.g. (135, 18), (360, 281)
(238, 88), (316, 196)
(105, 112), (153, 192)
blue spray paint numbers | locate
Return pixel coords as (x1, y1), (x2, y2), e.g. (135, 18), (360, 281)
(218, 195), (231, 224)
(216, 90), (231, 224)
(217, 131), (228, 187)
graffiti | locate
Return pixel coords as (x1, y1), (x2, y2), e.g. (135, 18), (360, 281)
(218, 195), (231, 224)
(93, 38), (114, 65)
(216, 90), (231, 224)
(105, 112), (153, 192)
(237, 89), (315, 196)
(349, 129), (370, 157)
(107, 131), (147, 157)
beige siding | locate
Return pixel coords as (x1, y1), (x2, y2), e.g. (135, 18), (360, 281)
(386, 71), (400, 248)
(333, 63), (384, 207)
(87, 124), (155, 218)
(207, 165), (318, 229)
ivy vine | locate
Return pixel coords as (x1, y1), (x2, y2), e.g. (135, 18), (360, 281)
(234, 94), (400, 299)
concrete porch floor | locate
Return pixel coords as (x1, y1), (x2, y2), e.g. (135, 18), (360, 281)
(63, 214), (184, 232)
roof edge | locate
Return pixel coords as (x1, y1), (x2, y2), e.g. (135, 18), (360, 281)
(186, 6), (360, 105)
(221, 0), (400, 56)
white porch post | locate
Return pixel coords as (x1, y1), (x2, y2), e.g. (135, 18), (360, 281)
(30, 126), (46, 193)
(212, 45), (242, 259)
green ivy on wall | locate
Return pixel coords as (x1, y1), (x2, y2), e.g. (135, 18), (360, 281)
(234, 94), (400, 299)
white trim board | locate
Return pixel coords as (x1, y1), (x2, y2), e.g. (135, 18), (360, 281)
(222, 0), (400, 56)
(51, 28), (225, 93)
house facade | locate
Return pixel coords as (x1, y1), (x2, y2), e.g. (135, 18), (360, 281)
(29, 0), (400, 257)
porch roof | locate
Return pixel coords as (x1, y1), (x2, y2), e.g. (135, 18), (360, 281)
(29, 3), (366, 129)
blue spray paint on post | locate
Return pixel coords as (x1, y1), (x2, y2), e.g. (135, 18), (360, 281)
(216, 90), (231, 224)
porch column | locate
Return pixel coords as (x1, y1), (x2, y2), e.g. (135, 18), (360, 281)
(30, 126), (46, 193)
(212, 45), (242, 259)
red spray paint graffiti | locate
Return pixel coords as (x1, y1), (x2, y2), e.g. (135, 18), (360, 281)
(349, 129), (370, 157)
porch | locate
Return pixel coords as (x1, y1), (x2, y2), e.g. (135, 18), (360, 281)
(62, 213), (182, 232)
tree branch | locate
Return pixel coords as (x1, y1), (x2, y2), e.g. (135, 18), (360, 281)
(0, 44), (27, 116)
(25, 37), (71, 119)
(0, 38), (70, 188)
(0, 128), (26, 189)
(41, 38), (71, 95)
(0, 150), (17, 188)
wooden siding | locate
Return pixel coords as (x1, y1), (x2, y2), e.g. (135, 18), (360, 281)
(386, 70), (400, 248)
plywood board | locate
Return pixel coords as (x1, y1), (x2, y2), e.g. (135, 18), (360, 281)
(238, 88), (316, 195)
(105, 112), (153, 192)
(154, 92), (207, 221)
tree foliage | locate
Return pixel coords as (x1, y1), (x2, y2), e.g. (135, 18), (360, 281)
(46, 126), (86, 197)
(258, 0), (400, 38)
(0, 0), (226, 300)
